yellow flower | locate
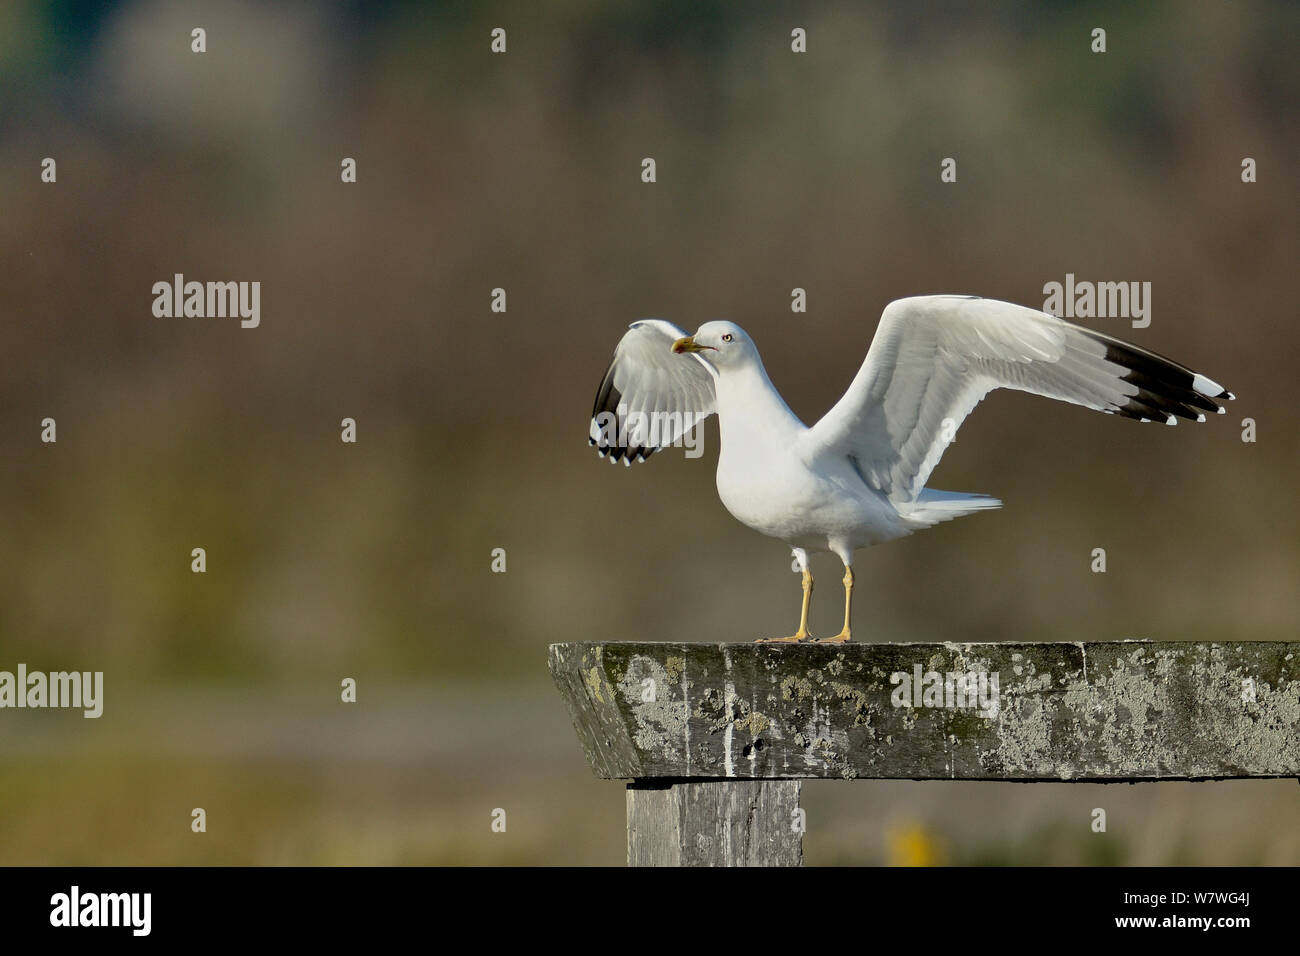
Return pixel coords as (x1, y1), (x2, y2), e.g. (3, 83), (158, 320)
(886, 820), (944, 866)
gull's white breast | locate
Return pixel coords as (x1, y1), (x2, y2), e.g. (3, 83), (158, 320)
(713, 388), (909, 553)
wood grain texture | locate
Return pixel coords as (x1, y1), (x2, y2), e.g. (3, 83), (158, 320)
(627, 780), (802, 866)
(549, 641), (1300, 781)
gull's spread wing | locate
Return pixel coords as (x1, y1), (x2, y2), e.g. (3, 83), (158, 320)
(808, 295), (1233, 504)
(589, 319), (717, 465)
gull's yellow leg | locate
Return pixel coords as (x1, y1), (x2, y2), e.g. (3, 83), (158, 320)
(757, 567), (814, 643)
(815, 566), (853, 644)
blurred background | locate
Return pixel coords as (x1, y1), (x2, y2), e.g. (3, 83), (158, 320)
(0, 0), (1296, 864)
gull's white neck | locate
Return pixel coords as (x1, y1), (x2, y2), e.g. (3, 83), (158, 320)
(713, 357), (806, 459)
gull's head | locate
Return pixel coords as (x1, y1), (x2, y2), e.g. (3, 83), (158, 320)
(671, 321), (754, 370)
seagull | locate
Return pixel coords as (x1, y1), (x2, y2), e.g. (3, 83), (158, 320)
(588, 295), (1233, 643)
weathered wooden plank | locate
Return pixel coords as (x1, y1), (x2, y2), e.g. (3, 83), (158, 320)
(548, 641), (1300, 781)
(627, 780), (802, 866)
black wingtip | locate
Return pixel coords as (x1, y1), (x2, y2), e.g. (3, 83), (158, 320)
(1085, 332), (1232, 424)
(589, 429), (657, 466)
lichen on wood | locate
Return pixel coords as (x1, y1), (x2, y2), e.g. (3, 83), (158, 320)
(549, 641), (1300, 781)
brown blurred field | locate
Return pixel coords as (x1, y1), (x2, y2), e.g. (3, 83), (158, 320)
(0, 0), (1296, 864)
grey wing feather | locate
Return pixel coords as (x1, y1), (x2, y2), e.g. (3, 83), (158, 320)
(589, 319), (717, 465)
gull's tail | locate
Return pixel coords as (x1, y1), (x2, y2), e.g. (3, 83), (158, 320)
(900, 489), (1003, 528)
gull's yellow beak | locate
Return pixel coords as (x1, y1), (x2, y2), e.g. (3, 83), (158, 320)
(672, 336), (710, 354)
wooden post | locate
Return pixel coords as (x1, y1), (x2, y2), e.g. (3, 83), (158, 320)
(627, 780), (802, 866)
(549, 640), (1300, 866)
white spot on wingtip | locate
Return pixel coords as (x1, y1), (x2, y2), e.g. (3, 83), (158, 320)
(1196, 413), (1206, 423)
(1192, 372), (1227, 398)
(1166, 415), (1177, 426)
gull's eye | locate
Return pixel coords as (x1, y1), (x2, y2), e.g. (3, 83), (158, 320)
(721, 333), (733, 343)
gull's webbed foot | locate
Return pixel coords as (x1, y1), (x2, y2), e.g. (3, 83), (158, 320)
(756, 630), (813, 644)
(814, 629), (851, 644)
